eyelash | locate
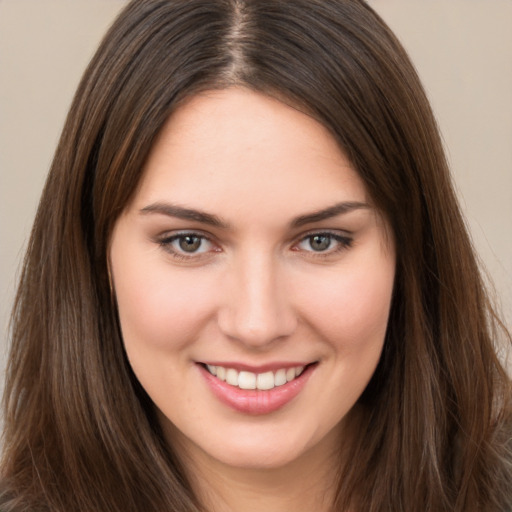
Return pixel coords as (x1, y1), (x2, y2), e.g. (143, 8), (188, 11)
(294, 231), (353, 256)
(157, 230), (353, 261)
(158, 232), (217, 261)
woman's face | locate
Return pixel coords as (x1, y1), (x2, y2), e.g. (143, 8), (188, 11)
(110, 88), (395, 471)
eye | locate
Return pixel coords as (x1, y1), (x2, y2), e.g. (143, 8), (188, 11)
(295, 232), (352, 254)
(159, 232), (216, 257)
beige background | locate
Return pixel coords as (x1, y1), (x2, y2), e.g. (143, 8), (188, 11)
(1, 0), (511, 387)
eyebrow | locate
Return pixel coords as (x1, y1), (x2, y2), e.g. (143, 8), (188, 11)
(140, 203), (231, 229)
(290, 201), (370, 227)
(139, 200), (369, 229)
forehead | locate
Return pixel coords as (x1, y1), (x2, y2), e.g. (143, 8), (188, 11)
(131, 87), (369, 219)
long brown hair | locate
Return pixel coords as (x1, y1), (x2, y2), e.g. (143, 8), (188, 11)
(2, 1), (511, 510)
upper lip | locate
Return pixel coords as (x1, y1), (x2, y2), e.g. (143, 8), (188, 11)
(198, 361), (316, 373)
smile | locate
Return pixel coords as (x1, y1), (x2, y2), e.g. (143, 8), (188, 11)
(199, 362), (316, 415)
(205, 364), (305, 391)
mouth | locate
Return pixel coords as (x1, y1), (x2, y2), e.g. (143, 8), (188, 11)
(198, 362), (317, 415)
(203, 364), (306, 391)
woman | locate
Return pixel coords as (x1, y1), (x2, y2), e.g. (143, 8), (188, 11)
(1, 0), (511, 511)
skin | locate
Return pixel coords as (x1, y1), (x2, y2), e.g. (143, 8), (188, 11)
(110, 87), (396, 511)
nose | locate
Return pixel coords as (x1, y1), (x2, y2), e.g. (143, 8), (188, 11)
(217, 252), (297, 348)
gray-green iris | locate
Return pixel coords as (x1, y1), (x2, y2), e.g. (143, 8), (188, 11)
(179, 235), (202, 252)
(310, 234), (331, 251)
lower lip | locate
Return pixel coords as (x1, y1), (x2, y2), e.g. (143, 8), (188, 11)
(198, 364), (315, 415)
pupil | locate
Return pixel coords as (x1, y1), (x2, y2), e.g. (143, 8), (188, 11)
(310, 234), (331, 251)
(179, 236), (201, 252)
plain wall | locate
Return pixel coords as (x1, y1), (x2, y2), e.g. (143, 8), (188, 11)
(1, 1), (511, 387)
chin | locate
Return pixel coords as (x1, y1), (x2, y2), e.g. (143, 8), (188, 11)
(210, 440), (310, 470)
(161, 408), (344, 474)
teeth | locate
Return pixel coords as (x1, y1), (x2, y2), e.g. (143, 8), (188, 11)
(216, 366), (226, 381)
(257, 371), (275, 390)
(238, 371), (256, 390)
(286, 367), (296, 382)
(274, 368), (287, 386)
(225, 368), (238, 386)
(205, 365), (306, 390)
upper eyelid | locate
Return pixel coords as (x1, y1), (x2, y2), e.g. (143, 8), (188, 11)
(292, 228), (353, 244)
(297, 227), (352, 237)
(157, 228), (351, 241)
(294, 231), (352, 246)
(158, 229), (214, 242)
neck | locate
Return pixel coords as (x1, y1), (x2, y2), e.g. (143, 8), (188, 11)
(195, 450), (338, 512)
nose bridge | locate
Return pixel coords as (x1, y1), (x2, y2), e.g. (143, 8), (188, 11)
(218, 248), (296, 346)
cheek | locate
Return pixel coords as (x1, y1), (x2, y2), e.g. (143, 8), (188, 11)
(112, 253), (218, 352)
(296, 257), (395, 350)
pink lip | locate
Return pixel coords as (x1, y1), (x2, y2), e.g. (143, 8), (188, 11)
(198, 363), (316, 415)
